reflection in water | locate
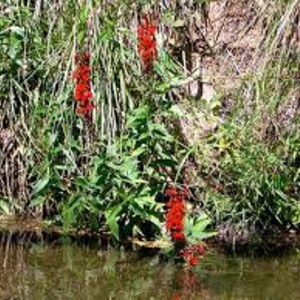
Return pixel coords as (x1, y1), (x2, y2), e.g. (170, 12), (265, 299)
(171, 270), (210, 299)
(0, 239), (300, 299)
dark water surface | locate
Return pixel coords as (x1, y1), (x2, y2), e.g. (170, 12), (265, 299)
(1, 240), (300, 300)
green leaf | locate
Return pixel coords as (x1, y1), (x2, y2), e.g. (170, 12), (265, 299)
(126, 106), (149, 127)
(29, 196), (46, 207)
(79, 6), (89, 24)
(197, 232), (218, 240)
(106, 161), (120, 170)
(10, 26), (25, 38)
(130, 147), (146, 157)
(192, 218), (211, 234)
(134, 196), (153, 209)
(185, 214), (216, 242)
(62, 195), (83, 229)
(105, 205), (122, 240)
(0, 200), (11, 215)
(149, 215), (163, 231)
(75, 177), (89, 188)
(30, 175), (50, 197)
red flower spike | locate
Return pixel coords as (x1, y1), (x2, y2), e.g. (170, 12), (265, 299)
(137, 15), (157, 73)
(72, 52), (94, 120)
(164, 186), (208, 266)
(165, 187), (186, 244)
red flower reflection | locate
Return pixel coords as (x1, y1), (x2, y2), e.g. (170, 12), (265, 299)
(137, 15), (157, 72)
(73, 52), (94, 119)
(171, 270), (210, 299)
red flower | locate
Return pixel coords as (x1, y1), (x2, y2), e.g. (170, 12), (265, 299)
(72, 52), (94, 120)
(180, 243), (208, 267)
(76, 101), (95, 116)
(165, 187), (186, 244)
(172, 231), (185, 242)
(189, 256), (199, 266)
(137, 15), (157, 72)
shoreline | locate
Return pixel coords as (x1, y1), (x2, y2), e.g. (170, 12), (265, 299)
(0, 216), (299, 256)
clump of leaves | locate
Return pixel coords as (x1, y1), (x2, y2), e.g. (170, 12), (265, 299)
(184, 213), (216, 245)
(61, 105), (185, 240)
(161, 210), (216, 264)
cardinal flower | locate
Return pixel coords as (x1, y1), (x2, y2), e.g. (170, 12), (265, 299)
(137, 15), (157, 72)
(73, 52), (94, 119)
(165, 187), (186, 244)
(180, 243), (208, 267)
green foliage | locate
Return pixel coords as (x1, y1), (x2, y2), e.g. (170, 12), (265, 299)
(184, 214), (216, 245)
(0, 1), (194, 242)
(195, 58), (300, 230)
(2, 0), (300, 244)
(0, 198), (21, 215)
(61, 105), (185, 239)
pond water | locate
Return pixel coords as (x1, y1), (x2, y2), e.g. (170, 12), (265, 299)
(0, 240), (300, 300)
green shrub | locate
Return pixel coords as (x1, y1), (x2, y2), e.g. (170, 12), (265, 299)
(195, 60), (300, 230)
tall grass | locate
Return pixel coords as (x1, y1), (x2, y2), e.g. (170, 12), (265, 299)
(193, 0), (300, 231)
(0, 1), (142, 211)
(0, 0), (192, 239)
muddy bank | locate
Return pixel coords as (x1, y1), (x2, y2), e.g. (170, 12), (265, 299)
(0, 217), (110, 248)
(0, 217), (299, 256)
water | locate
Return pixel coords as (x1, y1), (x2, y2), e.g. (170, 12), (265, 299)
(0, 240), (300, 299)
